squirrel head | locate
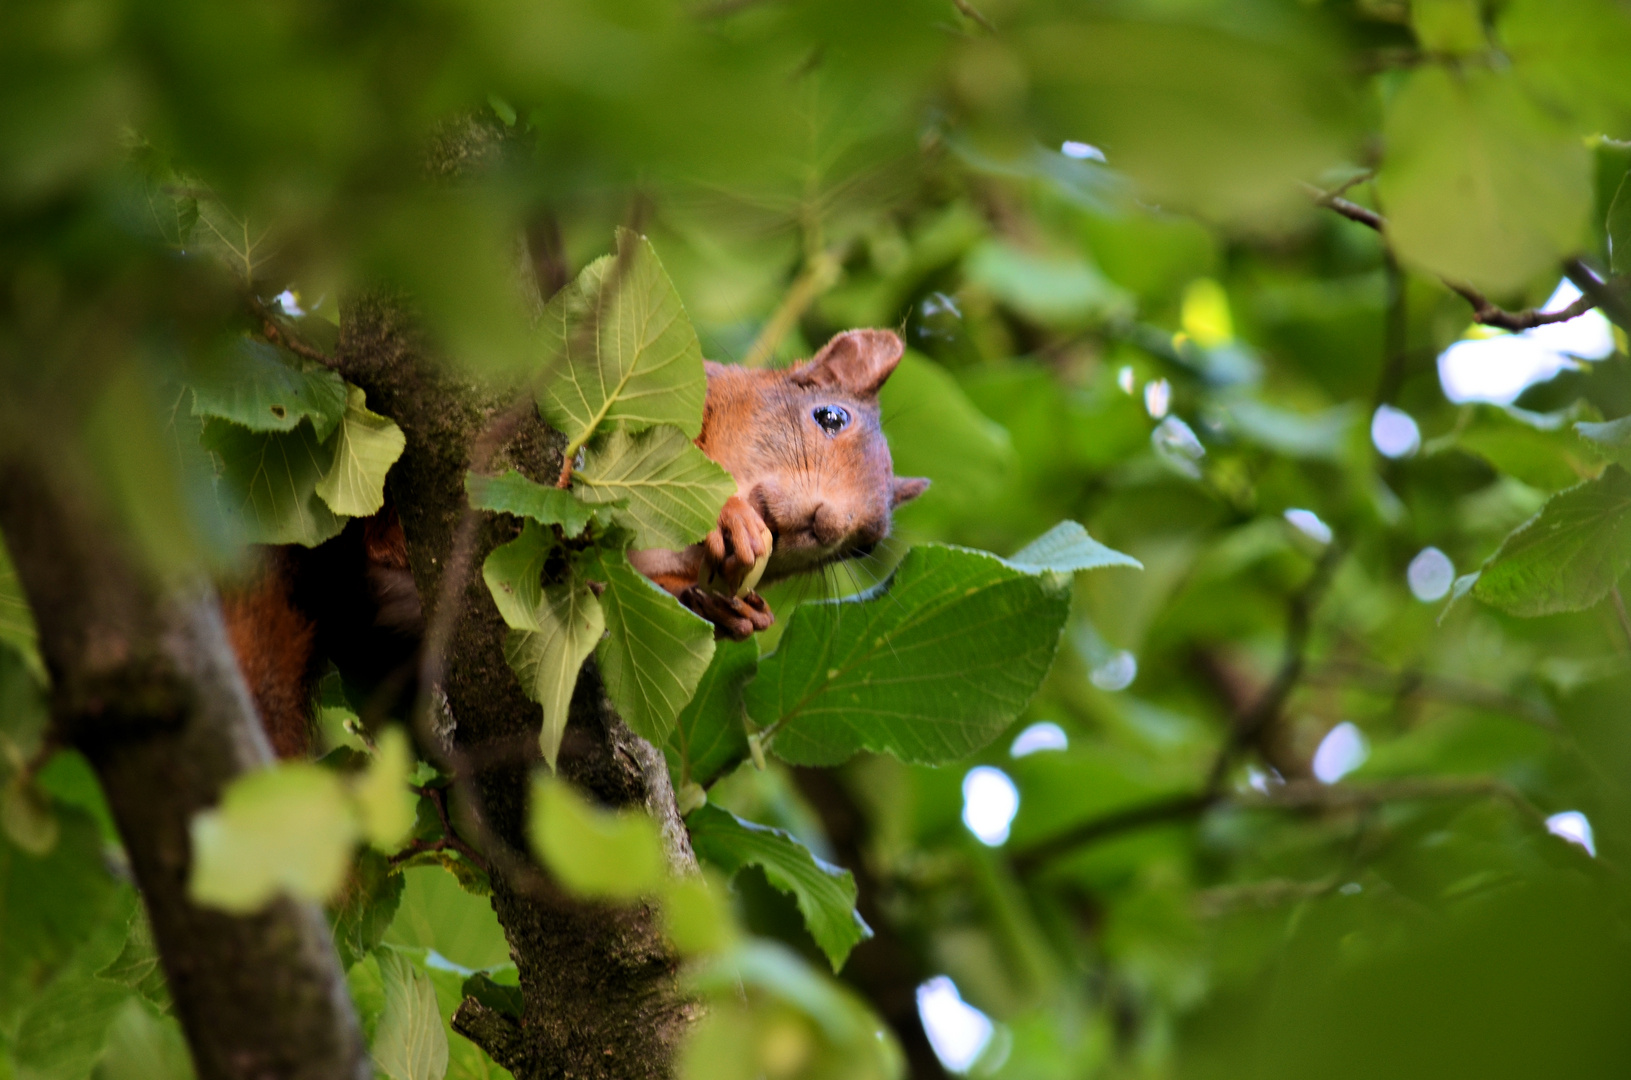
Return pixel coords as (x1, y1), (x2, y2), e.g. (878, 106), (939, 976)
(700, 329), (930, 582)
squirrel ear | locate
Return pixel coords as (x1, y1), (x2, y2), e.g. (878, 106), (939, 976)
(792, 329), (905, 397)
(891, 477), (930, 507)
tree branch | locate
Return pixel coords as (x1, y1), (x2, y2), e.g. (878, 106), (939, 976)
(0, 438), (369, 1080)
(1304, 183), (1618, 331)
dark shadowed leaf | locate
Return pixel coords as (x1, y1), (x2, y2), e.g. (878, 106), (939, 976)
(687, 804), (870, 970)
(189, 336), (347, 439)
(202, 417), (344, 546)
(666, 638), (758, 790)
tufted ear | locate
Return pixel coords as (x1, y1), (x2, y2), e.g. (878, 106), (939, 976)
(891, 476), (930, 507)
(791, 329), (905, 397)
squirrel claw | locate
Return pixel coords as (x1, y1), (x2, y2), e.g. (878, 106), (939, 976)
(680, 587), (774, 641)
(706, 494), (771, 594)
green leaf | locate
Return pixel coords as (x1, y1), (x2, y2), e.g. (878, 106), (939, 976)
(574, 425), (736, 550)
(1473, 465), (1631, 616)
(0, 809), (119, 1027)
(501, 580), (604, 771)
(1608, 170), (1631, 277)
(1, 771), (58, 856)
(963, 240), (1133, 328)
(1577, 415), (1631, 469)
(1448, 403), (1604, 490)
(188, 763), (359, 912)
(1006, 520), (1142, 575)
(588, 547), (716, 749)
(537, 229), (708, 456)
(0, 533), (45, 685)
(687, 804), (870, 971)
(315, 385), (406, 518)
(480, 520), (556, 630)
(95, 998), (196, 1080)
(202, 417), (345, 547)
(332, 851), (405, 971)
(382, 866), (511, 973)
(188, 336), (348, 439)
(1502, 0), (1631, 131)
(1412, 0), (1486, 52)
(529, 775), (666, 900)
(466, 469), (597, 538)
(1376, 66), (1591, 294)
(373, 949), (450, 1080)
(751, 545), (1072, 767)
(96, 909), (170, 1013)
(665, 638), (758, 790)
(352, 726), (416, 850)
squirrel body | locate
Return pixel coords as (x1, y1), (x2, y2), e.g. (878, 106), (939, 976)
(224, 327), (925, 754)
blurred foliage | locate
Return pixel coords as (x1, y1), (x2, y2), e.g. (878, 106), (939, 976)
(5, 0), (1631, 1078)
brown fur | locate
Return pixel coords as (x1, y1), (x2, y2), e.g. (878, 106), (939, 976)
(220, 553), (318, 759)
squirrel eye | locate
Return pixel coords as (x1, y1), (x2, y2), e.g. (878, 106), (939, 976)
(811, 404), (850, 436)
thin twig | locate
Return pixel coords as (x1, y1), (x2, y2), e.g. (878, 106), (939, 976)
(1204, 543), (1344, 793)
(247, 296), (339, 367)
(1565, 257), (1631, 331)
(1011, 792), (1218, 875)
(952, 0), (997, 34)
(1303, 183), (1616, 332)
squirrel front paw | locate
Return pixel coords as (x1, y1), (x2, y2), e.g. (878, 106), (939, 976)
(680, 586), (774, 641)
(703, 494), (773, 597)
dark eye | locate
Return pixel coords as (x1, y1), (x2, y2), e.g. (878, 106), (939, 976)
(811, 404), (850, 436)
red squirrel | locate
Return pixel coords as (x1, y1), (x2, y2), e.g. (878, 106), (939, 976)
(224, 327), (927, 756)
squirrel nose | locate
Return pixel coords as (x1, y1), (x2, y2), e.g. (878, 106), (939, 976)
(811, 503), (852, 547)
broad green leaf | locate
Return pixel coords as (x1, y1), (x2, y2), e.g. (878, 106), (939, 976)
(188, 336), (347, 439)
(0, 534), (45, 685)
(1007, 520), (1142, 575)
(1377, 66), (1591, 294)
(382, 866), (512, 973)
(1219, 399), (1357, 461)
(661, 874), (736, 957)
(331, 850), (405, 971)
(879, 351), (1016, 536)
(374, 950), (449, 1080)
(588, 547), (716, 749)
(0, 809), (119, 1027)
(1412, 0), (1485, 52)
(188, 764), (359, 912)
(502, 578), (604, 770)
(352, 726), (416, 850)
(1024, 19), (1355, 224)
(665, 638), (757, 790)
(1577, 416), (1631, 469)
(1502, 0), (1631, 131)
(202, 418), (345, 547)
(687, 804), (870, 971)
(315, 385), (406, 517)
(96, 999), (196, 1080)
(537, 230), (708, 457)
(1449, 403), (1604, 490)
(189, 195), (278, 285)
(97, 909), (171, 1012)
(1473, 465), (1631, 616)
(466, 470), (597, 538)
(481, 521), (555, 631)
(963, 240), (1133, 328)
(751, 545), (1072, 767)
(529, 775), (666, 900)
(575, 425), (736, 550)
(1608, 170), (1631, 277)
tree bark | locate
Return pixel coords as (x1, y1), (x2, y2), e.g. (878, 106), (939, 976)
(336, 294), (697, 1079)
(0, 442), (369, 1080)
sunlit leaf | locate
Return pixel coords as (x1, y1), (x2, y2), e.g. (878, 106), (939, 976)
(537, 230), (708, 456)
(315, 385), (406, 517)
(528, 775), (666, 900)
(188, 764), (358, 912)
(383, 866), (512, 973)
(501, 579), (604, 771)
(1502, 0), (1631, 131)
(588, 547), (716, 749)
(96, 998), (196, 1080)
(1007, 520), (1142, 575)
(374, 949), (450, 1080)
(687, 804), (870, 970)
(575, 425), (736, 550)
(1377, 66), (1591, 293)
(352, 726), (416, 850)
(752, 545), (1072, 766)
